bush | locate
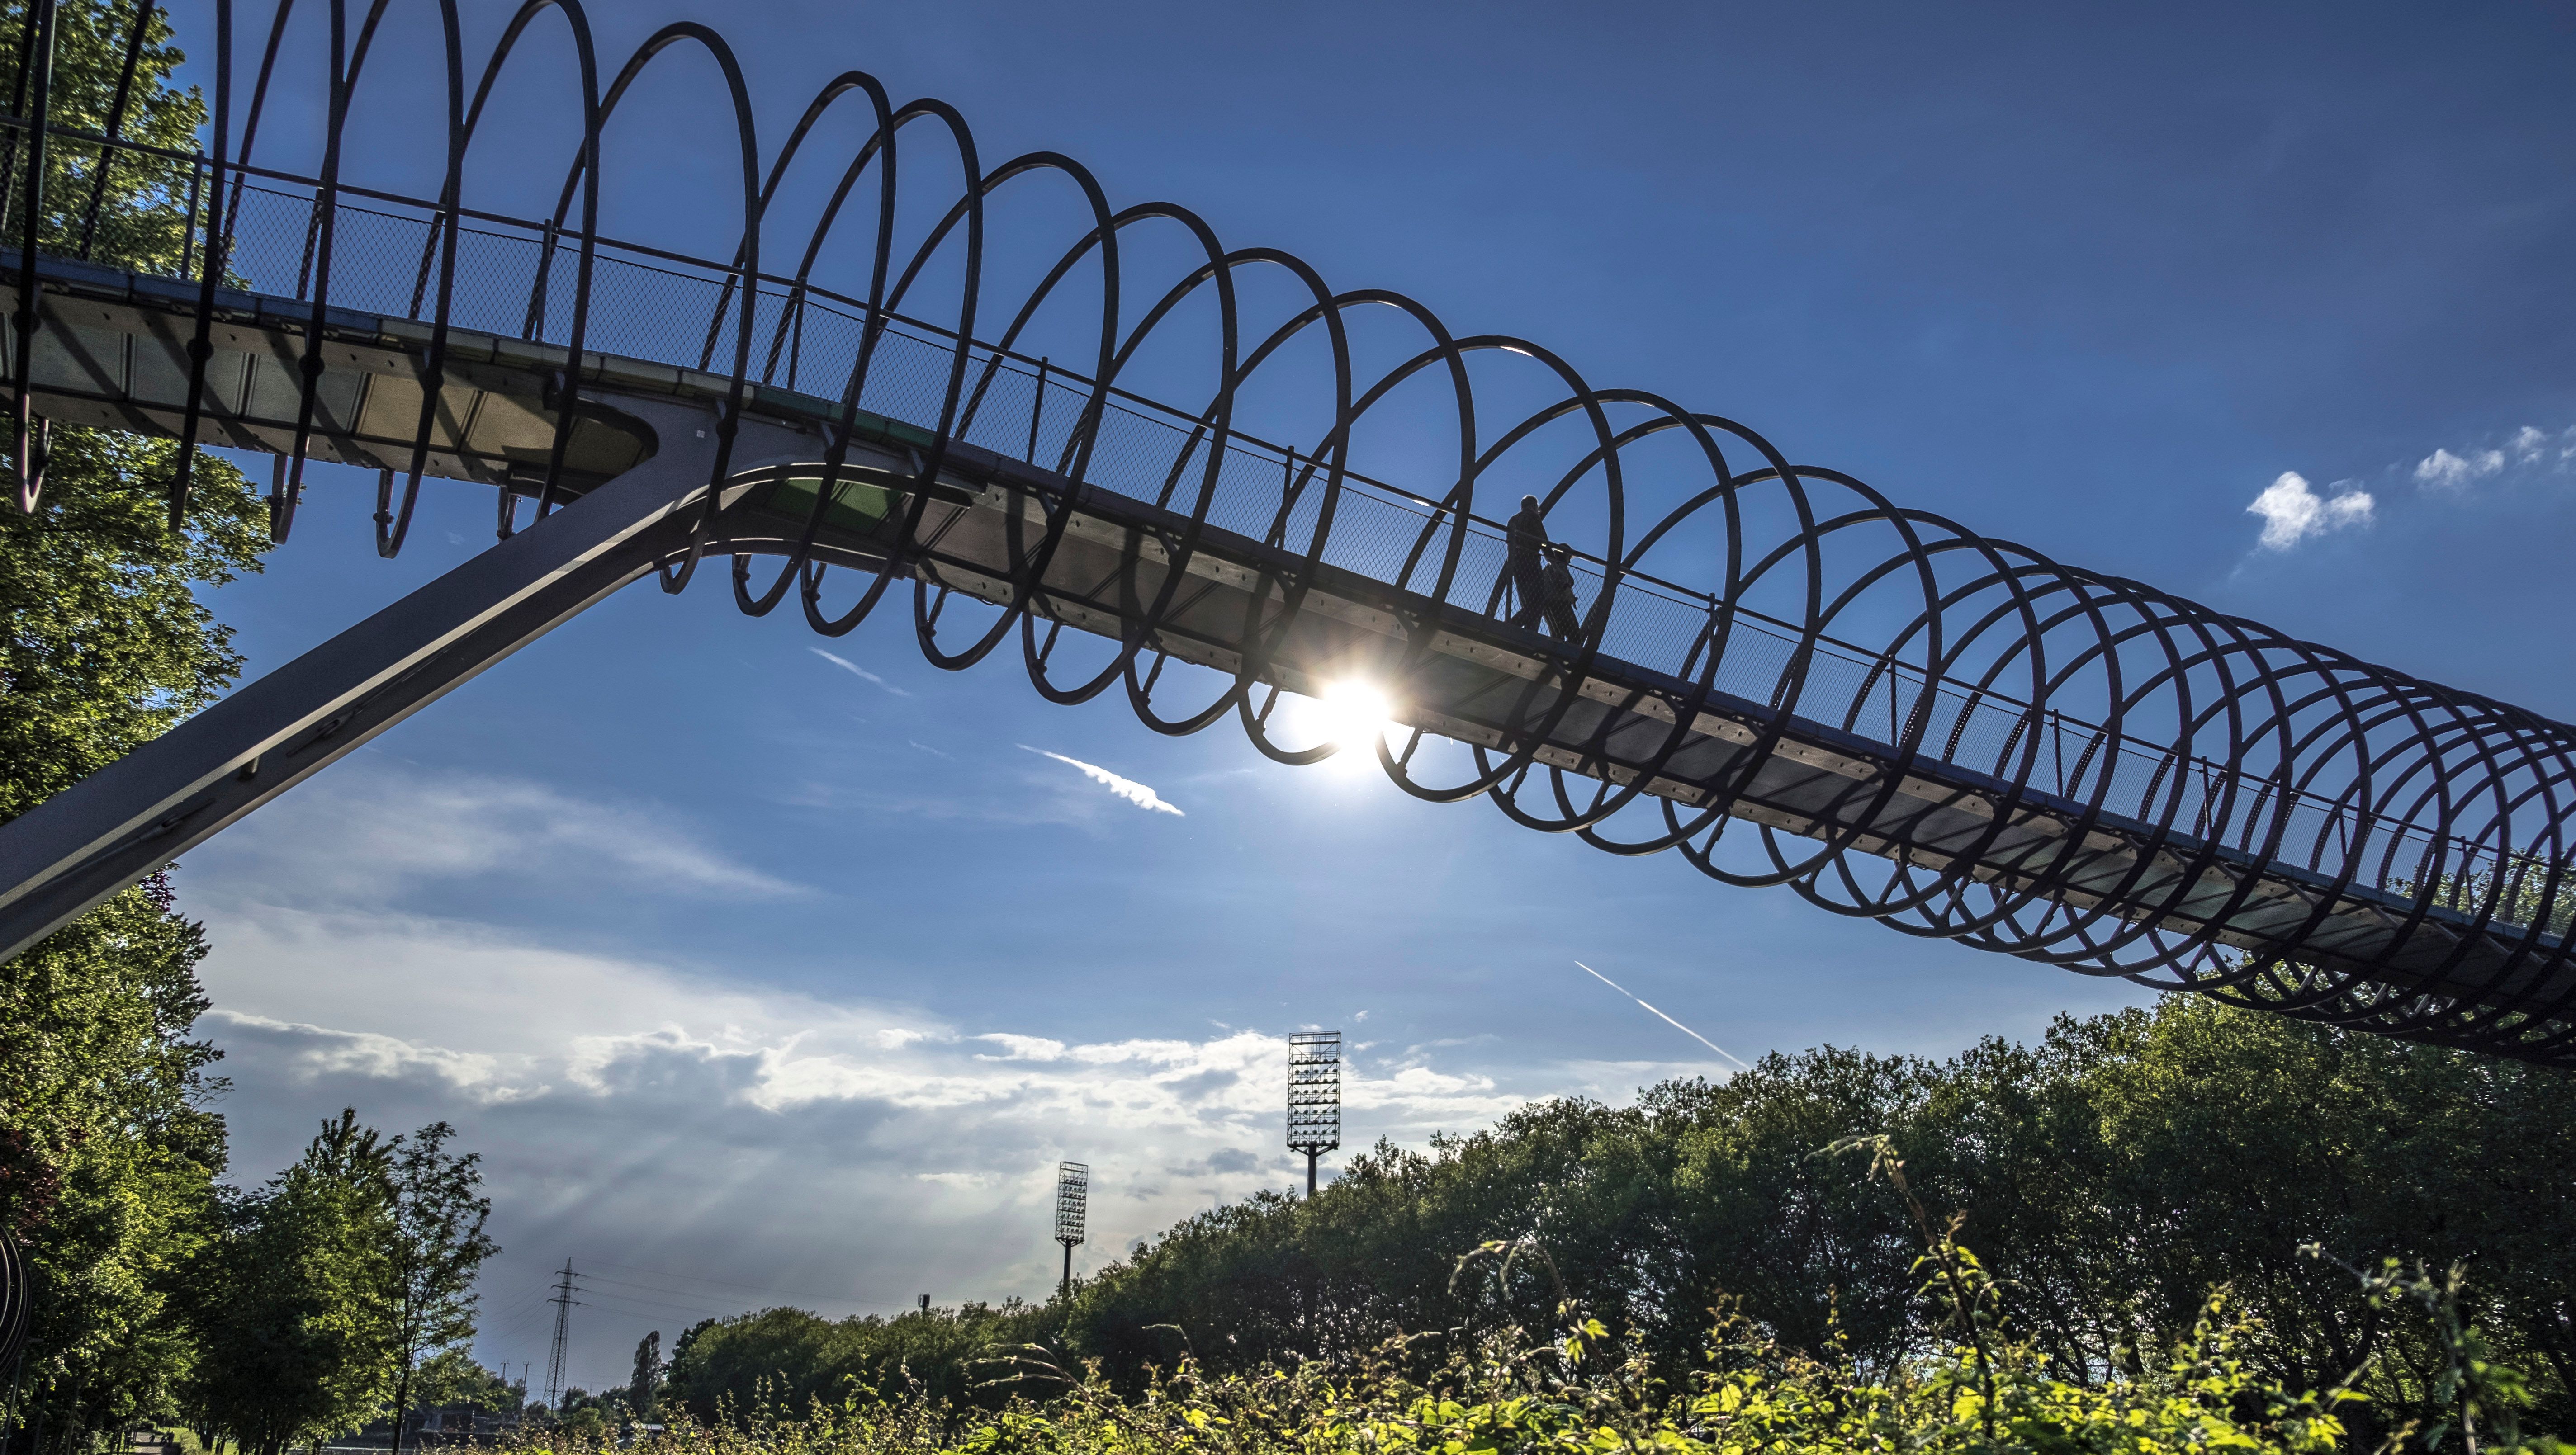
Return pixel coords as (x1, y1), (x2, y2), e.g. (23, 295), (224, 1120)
(493, 1137), (2568, 1455)
(486, 1227), (2564, 1455)
(1048, 999), (2576, 1443)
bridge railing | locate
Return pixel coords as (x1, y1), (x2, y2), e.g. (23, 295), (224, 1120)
(13, 132), (2570, 944)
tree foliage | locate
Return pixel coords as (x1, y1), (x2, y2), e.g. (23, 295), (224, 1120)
(1043, 998), (2576, 1447)
(0, 873), (227, 1440)
(384, 1124), (500, 1455)
(617, 1001), (2572, 1454)
(0, 1), (267, 1443)
(169, 1112), (497, 1455)
(664, 1304), (1041, 1423)
(179, 1112), (399, 1455)
(0, 0), (207, 277)
(487, 1205), (2561, 1455)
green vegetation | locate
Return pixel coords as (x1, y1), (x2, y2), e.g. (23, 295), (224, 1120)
(0, 17), (499, 1450)
(0, 0), (269, 1427)
(0, 0), (205, 279)
(666, 1305), (1042, 1421)
(173, 1114), (499, 1455)
(629, 998), (2574, 1455)
(1045, 997), (2576, 1445)
(510, 1118), (2569, 1455)
(384, 1126), (502, 1455)
(179, 1114), (408, 1455)
(506, 1287), (2383, 1455)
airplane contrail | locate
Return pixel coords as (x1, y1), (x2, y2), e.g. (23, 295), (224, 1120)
(1574, 961), (1752, 1071)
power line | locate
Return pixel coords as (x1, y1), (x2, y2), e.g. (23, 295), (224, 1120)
(575, 1290), (742, 1321)
(579, 1274), (785, 1309)
(479, 1285), (558, 1338)
(483, 1279), (552, 1311)
(581, 1259), (874, 1307)
(481, 1294), (562, 1345)
(486, 1299), (554, 1333)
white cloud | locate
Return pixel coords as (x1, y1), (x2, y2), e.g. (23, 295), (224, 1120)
(2405, 426), (2576, 487)
(165, 754), (1655, 1396)
(1021, 746), (1185, 816)
(2247, 471), (2374, 551)
(2415, 446), (2507, 489)
(201, 762), (802, 904)
(210, 1010), (528, 1101)
(186, 899), (1525, 1389)
(974, 1033), (1069, 1062)
(811, 646), (911, 696)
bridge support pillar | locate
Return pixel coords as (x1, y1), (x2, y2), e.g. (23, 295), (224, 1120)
(0, 394), (820, 962)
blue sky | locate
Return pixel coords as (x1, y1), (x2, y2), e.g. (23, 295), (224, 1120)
(147, 0), (2576, 1396)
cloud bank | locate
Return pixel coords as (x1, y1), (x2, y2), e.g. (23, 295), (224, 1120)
(175, 761), (1557, 1396)
(191, 907), (1516, 1393)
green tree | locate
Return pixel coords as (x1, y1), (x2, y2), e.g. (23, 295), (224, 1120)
(630, 1331), (662, 1419)
(663, 1301), (1040, 1424)
(0, 0), (207, 281)
(408, 1349), (519, 1417)
(383, 1123), (498, 1455)
(180, 1111), (398, 1455)
(0, 1), (265, 1445)
(0, 872), (228, 1444)
(1039, 996), (2576, 1444)
(1994, 1000), (2576, 1441)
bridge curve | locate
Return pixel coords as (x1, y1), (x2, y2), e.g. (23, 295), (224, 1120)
(0, 0), (2571, 1063)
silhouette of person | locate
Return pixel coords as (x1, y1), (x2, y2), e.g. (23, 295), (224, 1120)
(1540, 542), (1583, 642)
(1506, 493), (1549, 629)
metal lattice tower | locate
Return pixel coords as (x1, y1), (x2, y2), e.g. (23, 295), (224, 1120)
(1053, 1161), (1088, 1298)
(541, 1259), (580, 1412)
(1287, 1032), (1343, 1196)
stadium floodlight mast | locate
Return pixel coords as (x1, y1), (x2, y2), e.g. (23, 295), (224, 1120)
(1287, 1032), (1343, 1197)
(1053, 1161), (1089, 1298)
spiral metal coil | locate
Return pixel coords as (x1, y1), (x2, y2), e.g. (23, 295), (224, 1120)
(8, 0), (2576, 1062)
(0, 1227), (29, 1381)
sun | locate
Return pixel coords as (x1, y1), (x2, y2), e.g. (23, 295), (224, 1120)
(1316, 679), (1395, 760)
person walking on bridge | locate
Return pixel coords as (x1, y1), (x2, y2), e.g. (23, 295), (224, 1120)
(1506, 493), (1550, 631)
(1539, 543), (1584, 642)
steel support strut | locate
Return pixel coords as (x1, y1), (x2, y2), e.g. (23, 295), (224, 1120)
(0, 395), (820, 962)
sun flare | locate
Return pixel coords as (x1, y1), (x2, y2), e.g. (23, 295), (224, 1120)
(1317, 679), (1396, 758)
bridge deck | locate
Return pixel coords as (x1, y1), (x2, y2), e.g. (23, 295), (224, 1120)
(6, 248), (2562, 1015)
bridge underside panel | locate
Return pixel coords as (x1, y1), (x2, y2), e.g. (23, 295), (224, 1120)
(6, 262), (667, 487)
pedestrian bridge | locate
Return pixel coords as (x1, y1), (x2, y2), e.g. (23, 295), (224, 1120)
(0, 0), (2570, 1063)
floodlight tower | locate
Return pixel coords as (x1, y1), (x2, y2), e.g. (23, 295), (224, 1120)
(1053, 1161), (1089, 1298)
(1287, 1032), (1342, 1197)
